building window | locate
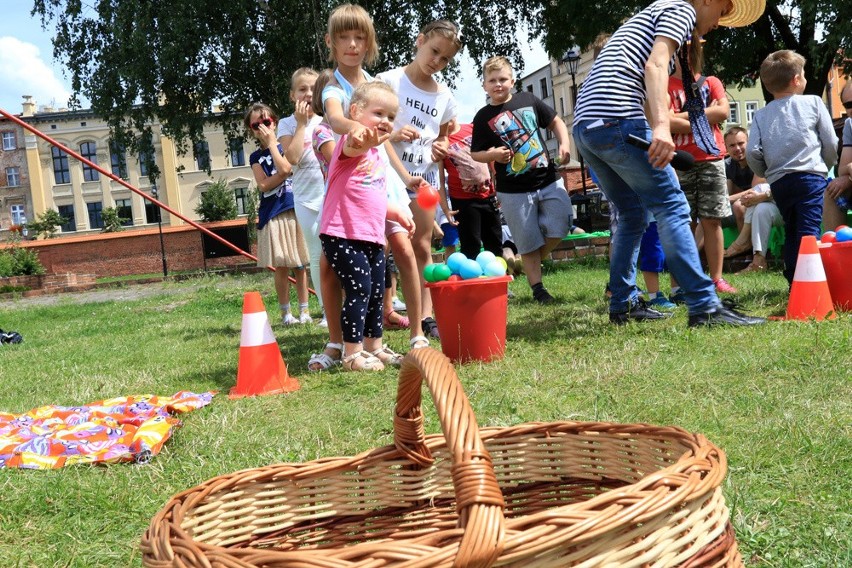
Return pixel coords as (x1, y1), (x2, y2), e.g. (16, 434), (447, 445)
(87, 201), (104, 229)
(539, 77), (549, 99)
(139, 149), (153, 177)
(11, 205), (25, 225)
(5, 167), (20, 187)
(110, 141), (128, 179)
(145, 200), (161, 224)
(560, 97), (565, 116)
(526, 84), (533, 94)
(194, 141), (211, 171)
(728, 101), (740, 124)
(745, 101), (759, 124)
(58, 204), (76, 232)
(52, 146), (71, 184)
(80, 141), (99, 182)
(115, 198), (133, 226)
(229, 139), (245, 167)
(2, 131), (16, 150)
(234, 187), (248, 215)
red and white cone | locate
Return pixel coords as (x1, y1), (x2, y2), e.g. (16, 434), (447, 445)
(785, 236), (835, 321)
(230, 291), (300, 398)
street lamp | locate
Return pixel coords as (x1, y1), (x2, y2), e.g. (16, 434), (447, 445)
(151, 184), (168, 277)
(561, 47), (587, 193)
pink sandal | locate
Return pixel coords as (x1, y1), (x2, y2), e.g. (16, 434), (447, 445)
(383, 310), (409, 330)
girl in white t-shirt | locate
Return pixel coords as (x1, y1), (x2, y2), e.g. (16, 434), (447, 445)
(278, 67), (326, 326)
(377, 20), (461, 339)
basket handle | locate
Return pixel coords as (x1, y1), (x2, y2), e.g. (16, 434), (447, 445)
(394, 348), (506, 568)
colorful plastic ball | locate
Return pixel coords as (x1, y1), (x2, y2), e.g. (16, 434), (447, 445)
(835, 227), (852, 242)
(423, 263), (438, 282)
(446, 252), (468, 275)
(821, 231), (837, 244)
(433, 263), (453, 281)
(475, 251), (496, 268)
(836, 224), (849, 232)
(495, 257), (508, 271)
(447, 274), (462, 282)
(483, 259), (507, 276)
(459, 259), (484, 279)
(416, 183), (439, 209)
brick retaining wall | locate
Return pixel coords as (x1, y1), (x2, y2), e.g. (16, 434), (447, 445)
(3, 219), (257, 278)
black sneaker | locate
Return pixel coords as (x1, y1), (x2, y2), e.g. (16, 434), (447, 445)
(687, 306), (767, 327)
(609, 298), (673, 325)
(533, 287), (556, 304)
(421, 316), (440, 339)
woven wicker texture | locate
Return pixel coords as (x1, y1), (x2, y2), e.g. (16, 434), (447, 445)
(142, 348), (743, 567)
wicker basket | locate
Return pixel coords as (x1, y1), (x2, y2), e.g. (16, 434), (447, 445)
(142, 348), (743, 567)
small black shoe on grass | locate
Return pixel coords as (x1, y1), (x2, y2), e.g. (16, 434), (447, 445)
(532, 286), (556, 304)
(609, 299), (673, 325)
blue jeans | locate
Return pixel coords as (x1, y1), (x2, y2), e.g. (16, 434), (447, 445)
(573, 119), (719, 315)
(770, 172), (825, 284)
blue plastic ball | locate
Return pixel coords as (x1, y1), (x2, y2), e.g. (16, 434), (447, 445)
(459, 258), (484, 279)
(446, 252), (468, 275)
(475, 251), (497, 268)
(835, 227), (852, 242)
(483, 259), (506, 276)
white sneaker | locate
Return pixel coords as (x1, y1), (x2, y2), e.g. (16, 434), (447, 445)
(392, 297), (407, 312)
(282, 313), (299, 325)
(318, 316), (328, 328)
(298, 312), (313, 324)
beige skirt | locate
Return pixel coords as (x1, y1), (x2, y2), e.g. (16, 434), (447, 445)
(256, 209), (309, 268)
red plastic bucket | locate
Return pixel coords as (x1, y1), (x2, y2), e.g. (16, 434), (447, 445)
(426, 275), (512, 363)
(818, 240), (852, 311)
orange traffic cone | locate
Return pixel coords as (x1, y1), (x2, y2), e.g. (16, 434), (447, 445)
(785, 236), (835, 321)
(230, 291), (300, 398)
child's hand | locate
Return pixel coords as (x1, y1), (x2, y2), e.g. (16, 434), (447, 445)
(558, 144), (571, 167)
(294, 100), (311, 126)
(491, 146), (512, 164)
(387, 204), (415, 236)
(359, 127), (391, 150)
(404, 175), (426, 193)
(391, 125), (420, 144)
(431, 137), (449, 162)
(257, 122), (278, 147)
(347, 124), (368, 149)
(446, 210), (459, 226)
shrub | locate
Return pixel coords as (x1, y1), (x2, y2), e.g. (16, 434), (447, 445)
(101, 207), (129, 233)
(26, 209), (67, 239)
(0, 246), (45, 277)
(194, 178), (238, 222)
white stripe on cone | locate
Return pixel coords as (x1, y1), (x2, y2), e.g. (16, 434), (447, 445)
(792, 253), (827, 283)
(240, 312), (277, 347)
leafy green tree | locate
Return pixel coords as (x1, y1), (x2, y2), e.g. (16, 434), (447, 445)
(195, 178), (238, 222)
(31, 0), (850, 162)
(100, 207), (128, 233)
(26, 209), (67, 240)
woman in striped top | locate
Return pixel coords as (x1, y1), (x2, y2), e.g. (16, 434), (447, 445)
(572, 0), (767, 328)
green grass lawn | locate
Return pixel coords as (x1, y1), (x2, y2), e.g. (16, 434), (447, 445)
(0, 264), (849, 567)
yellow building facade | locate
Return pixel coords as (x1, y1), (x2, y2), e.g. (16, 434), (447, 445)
(14, 97), (255, 236)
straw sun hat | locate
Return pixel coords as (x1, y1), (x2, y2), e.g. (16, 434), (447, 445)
(718, 0), (765, 28)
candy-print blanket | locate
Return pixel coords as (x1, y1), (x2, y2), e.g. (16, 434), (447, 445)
(0, 391), (215, 469)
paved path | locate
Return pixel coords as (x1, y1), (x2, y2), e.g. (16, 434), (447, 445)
(3, 281), (208, 308)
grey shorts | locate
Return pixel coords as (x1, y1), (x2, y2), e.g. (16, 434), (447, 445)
(677, 160), (732, 220)
(497, 179), (573, 254)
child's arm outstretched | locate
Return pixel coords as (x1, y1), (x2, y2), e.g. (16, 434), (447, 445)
(342, 127), (389, 158)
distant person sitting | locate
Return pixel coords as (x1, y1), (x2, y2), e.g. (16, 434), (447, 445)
(746, 50), (838, 285)
(824, 81), (852, 231)
(724, 183), (783, 273)
(724, 126), (766, 232)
